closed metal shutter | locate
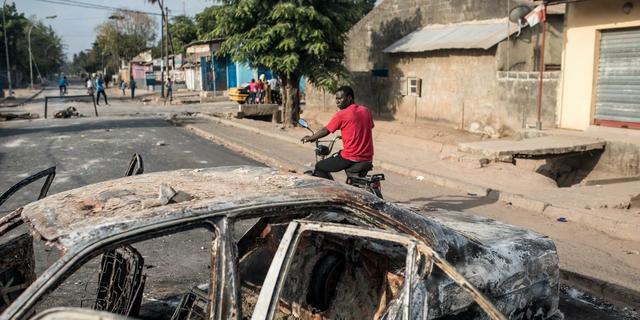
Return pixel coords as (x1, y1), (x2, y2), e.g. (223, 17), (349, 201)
(595, 28), (640, 128)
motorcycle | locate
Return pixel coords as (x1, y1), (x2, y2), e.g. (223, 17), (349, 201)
(298, 118), (385, 198)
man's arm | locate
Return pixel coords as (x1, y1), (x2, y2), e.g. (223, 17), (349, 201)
(301, 127), (330, 143)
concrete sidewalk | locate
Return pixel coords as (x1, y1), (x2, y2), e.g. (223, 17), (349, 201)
(191, 111), (640, 242)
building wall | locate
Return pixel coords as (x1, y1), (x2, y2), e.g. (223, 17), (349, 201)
(559, 0), (640, 130)
(306, 0), (563, 135)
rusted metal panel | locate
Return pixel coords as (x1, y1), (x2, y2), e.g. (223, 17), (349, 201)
(383, 19), (518, 53)
(93, 246), (145, 317)
(20, 167), (327, 248)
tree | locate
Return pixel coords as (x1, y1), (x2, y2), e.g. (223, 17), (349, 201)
(94, 9), (156, 72)
(168, 15), (197, 54)
(211, 0), (376, 126)
(0, 4), (64, 86)
(195, 6), (220, 39)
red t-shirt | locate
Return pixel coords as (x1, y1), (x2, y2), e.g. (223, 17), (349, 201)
(325, 104), (374, 162)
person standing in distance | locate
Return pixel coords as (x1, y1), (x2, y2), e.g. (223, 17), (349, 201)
(301, 86), (374, 180)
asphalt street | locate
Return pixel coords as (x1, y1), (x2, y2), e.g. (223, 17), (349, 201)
(0, 116), (261, 211)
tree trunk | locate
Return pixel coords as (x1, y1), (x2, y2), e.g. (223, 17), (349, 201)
(281, 74), (301, 127)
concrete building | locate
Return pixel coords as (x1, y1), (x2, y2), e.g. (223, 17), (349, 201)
(556, 0), (640, 130)
(305, 0), (565, 137)
(129, 50), (153, 90)
(183, 39), (257, 93)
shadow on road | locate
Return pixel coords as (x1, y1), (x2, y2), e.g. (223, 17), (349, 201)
(401, 194), (498, 212)
(0, 118), (169, 138)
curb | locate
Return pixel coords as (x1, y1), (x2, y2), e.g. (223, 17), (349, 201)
(181, 123), (304, 174)
(190, 114), (640, 242)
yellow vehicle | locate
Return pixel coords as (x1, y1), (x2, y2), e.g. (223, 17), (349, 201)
(228, 87), (250, 104)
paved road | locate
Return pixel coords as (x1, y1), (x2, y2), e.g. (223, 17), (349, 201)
(0, 116), (261, 211)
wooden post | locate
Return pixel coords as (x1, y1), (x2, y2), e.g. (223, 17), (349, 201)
(44, 96), (48, 119)
(91, 93), (98, 117)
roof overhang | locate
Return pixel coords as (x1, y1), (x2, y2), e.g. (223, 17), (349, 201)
(383, 18), (519, 54)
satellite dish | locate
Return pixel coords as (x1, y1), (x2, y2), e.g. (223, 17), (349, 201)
(509, 5), (532, 23)
(509, 5), (533, 37)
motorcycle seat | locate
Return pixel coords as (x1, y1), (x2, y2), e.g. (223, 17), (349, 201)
(345, 161), (373, 178)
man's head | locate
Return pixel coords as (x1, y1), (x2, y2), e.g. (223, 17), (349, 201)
(335, 86), (355, 110)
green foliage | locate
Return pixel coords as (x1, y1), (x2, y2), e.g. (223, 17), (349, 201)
(211, 0), (375, 92)
(168, 15), (198, 54)
(69, 43), (101, 75)
(94, 10), (157, 66)
(195, 6), (221, 39)
(0, 4), (65, 84)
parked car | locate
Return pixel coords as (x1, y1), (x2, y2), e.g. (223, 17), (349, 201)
(0, 166), (562, 320)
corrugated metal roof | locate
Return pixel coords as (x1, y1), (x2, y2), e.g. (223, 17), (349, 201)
(383, 19), (519, 53)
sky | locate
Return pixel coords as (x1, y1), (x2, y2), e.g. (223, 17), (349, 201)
(14, 0), (219, 59)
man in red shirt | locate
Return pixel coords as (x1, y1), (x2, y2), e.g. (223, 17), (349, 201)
(301, 86), (374, 180)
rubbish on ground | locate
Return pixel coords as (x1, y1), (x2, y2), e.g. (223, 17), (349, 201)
(623, 250), (639, 255)
(156, 141), (166, 146)
(54, 106), (81, 119)
(557, 217), (568, 223)
(467, 193), (478, 197)
(0, 112), (39, 121)
(416, 175), (425, 181)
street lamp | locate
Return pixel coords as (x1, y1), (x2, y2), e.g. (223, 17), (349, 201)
(28, 15), (57, 90)
(3, 0), (12, 96)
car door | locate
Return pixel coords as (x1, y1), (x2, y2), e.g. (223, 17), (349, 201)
(250, 220), (429, 320)
(250, 220), (507, 320)
(0, 167), (56, 313)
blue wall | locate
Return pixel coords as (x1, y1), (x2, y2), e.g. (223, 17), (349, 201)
(236, 63), (255, 87)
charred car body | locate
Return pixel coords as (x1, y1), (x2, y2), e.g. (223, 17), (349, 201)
(0, 166), (562, 319)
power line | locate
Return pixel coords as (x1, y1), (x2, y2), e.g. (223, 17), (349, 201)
(32, 0), (166, 16)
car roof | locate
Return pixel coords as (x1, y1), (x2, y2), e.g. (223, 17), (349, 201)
(21, 166), (361, 250)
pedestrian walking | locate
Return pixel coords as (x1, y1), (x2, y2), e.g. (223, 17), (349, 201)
(260, 74), (271, 104)
(120, 79), (127, 96)
(248, 79), (257, 104)
(268, 77), (280, 104)
(95, 74), (108, 106)
(164, 77), (173, 105)
(129, 76), (136, 99)
(256, 77), (265, 104)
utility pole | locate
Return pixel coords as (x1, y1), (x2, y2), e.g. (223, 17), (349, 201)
(159, 0), (165, 98)
(2, 0), (12, 97)
(28, 24), (34, 90)
(28, 15), (56, 90)
(165, 6), (169, 88)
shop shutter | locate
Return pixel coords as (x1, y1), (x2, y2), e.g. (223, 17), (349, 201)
(595, 28), (640, 127)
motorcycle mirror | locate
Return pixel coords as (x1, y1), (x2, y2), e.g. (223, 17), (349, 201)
(297, 119), (309, 129)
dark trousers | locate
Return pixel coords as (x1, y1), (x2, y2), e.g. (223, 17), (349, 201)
(314, 152), (358, 180)
(96, 90), (108, 105)
(164, 89), (173, 104)
(131, 88), (135, 99)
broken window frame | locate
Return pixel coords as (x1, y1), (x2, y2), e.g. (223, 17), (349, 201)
(4, 218), (222, 320)
(250, 220), (428, 320)
(250, 220), (507, 320)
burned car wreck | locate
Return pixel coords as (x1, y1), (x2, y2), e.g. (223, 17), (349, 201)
(0, 166), (562, 320)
